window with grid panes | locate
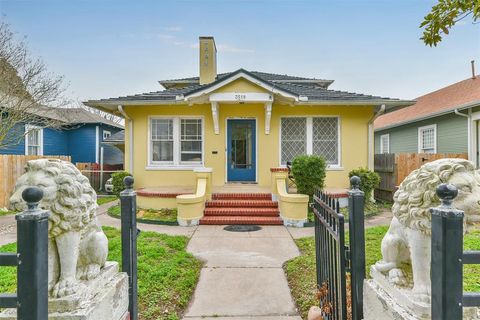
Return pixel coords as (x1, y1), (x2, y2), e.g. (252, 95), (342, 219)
(25, 125), (43, 155)
(150, 118), (203, 165)
(380, 134), (390, 154)
(418, 125), (436, 153)
(281, 117), (339, 166)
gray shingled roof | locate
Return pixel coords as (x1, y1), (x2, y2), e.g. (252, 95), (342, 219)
(104, 130), (125, 142)
(85, 68), (408, 106)
(32, 106), (123, 128)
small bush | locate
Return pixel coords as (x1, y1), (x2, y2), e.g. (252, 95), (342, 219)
(111, 171), (132, 196)
(291, 155), (327, 199)
(348, 167), (380, 201)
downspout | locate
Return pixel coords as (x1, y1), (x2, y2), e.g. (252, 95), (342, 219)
(368, 104), (386, 171)
(118, 105), (134, 175)
(454, 109), (472, 162)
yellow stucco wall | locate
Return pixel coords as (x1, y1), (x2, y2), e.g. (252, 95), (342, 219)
(123, 79), (374, 190)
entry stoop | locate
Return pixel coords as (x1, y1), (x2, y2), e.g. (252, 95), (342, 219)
(200, 193), (283, 225)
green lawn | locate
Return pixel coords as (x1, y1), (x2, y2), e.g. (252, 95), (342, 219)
(108, 205), (178, 223)
(0, 210), (15, 217)
(97, 196), (118, 206)
(0, 227), (202, 320)
(284, 226), (480, 320)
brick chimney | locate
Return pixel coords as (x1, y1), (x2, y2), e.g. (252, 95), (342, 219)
(199, 36), (217, 85)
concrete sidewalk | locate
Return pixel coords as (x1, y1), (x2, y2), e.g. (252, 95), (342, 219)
(183, 225), (302, 319)
(0, 214), (16, 246)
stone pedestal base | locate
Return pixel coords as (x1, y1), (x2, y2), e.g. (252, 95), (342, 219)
(0, 261), (128, 320)
(364, 267), (480, 320)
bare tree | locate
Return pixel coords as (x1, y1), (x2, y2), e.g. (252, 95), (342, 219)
(0, 20), (68, 150)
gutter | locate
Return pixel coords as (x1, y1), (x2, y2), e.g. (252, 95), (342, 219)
(86, 98), (415, 108)
(118, 105), (134, 175)
(454, 108), (472, 162)
(368, 104), (386, 171)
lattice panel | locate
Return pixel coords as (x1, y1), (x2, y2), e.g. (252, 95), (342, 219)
(313, 117), (338, 164)
(281, 118), (306, 164)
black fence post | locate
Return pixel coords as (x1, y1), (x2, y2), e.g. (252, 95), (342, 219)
(348, 176), (365, 320)
(16, 186), (49, 320)
(120, 176), (138, 320)
(430, 183), (463, 320)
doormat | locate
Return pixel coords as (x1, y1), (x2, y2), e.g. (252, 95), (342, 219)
(224, 225), (262, 232)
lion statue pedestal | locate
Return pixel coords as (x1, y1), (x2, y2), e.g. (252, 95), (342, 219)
(0, 159), (128, 320)
(364, 158), (480, 320)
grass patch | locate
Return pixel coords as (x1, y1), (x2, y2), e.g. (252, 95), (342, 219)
(97, 196), (118, 206)
(0, 210), (15, 217)
(284, 226), (480, 319)
(108, 205), (178, 223)
(0, 227), (202, 320)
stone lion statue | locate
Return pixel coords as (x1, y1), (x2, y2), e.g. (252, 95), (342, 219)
(374, 158), (480, 303)
(9, 159), (108, 298)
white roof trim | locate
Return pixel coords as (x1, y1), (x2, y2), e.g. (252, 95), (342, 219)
(183, 72), (299, 102)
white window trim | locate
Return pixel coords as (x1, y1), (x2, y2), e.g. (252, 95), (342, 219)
(380, 134), (390, 154)
(25, 124), (43, 156)
(147, 116), (204, 168)
(279, 116), (342, 169)
(103, 130), (111, 140)
(418, 124), (437, 153)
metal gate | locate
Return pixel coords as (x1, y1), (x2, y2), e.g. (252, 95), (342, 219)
(311, 176), (366, 320)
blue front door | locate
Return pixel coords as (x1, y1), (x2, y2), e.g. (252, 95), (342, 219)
(227, 119), (256, 182)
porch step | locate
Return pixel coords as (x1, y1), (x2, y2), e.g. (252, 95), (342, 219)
(205, 200), (278, 208)
(204, 207), (280, 217)
(211, 193), (272, 200)
(200, 216), (283, 225)
(201, 192), (283, 225)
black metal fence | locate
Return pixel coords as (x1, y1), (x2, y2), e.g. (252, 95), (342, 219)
(120, 176), (139, 320)
(0, 187), (49, 320)
(0, 177), (138, 319)
(431, 183), (480, 319)
(311, 176), (366, 320)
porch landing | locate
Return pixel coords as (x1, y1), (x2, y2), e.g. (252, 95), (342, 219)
(136, 184), (271, 198)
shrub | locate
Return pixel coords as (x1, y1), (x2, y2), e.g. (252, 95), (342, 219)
(111, 171), (132, 197)
(291, 155), (327, 199)
(348, 167), (380, 201)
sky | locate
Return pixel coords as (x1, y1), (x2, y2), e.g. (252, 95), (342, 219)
(0, 0), (479, 102)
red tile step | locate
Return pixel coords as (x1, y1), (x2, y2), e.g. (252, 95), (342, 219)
(205, 200), (278, 208)
(200, 216), (283, 225)
(204, 207), (280, 217)
(201, 192), (283, 225)
(211, 193), (272, 201)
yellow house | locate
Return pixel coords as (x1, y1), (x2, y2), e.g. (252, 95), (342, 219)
(86, 36), (412, 227)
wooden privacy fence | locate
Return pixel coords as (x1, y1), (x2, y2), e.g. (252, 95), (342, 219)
(0, 155), (71, 208)
(374, 152), (468, 202)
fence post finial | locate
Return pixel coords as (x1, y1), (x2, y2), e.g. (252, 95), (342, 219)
(350, 175), (361, 190)
(22, 186), (43, 211)
(436, 183), (458, 207)
(124, 176), (134, 191)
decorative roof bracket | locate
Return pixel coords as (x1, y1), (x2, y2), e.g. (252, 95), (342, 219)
(211, 101), (219, 134)
(265, 102), (272, 135)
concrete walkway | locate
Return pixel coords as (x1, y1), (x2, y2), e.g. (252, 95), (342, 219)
(0, 214), (16, 246)
(183, 225), (302, 319)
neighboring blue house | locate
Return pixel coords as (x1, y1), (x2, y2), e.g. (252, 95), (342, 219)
(0, 108), (124, 165)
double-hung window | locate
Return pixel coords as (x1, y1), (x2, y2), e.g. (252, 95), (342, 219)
(380, 134), (390, 154)
(150, 117), (203, 166)
(25, 124), (43, 156)
(418, 124), (436, 153)
(281, 117), (340, 166)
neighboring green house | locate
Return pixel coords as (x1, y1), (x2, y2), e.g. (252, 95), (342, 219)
(374, 75), (480, 166)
